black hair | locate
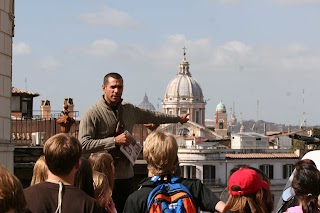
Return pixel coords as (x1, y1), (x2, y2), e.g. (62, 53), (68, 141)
(103, 73), (123, 85)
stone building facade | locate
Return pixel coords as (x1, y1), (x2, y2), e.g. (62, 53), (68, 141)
(0, 0), (15, 171)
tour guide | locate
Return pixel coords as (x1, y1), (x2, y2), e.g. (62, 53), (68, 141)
(78, 72), (189, 212)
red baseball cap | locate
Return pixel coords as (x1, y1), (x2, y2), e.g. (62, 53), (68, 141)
(228, 168), (269, 196)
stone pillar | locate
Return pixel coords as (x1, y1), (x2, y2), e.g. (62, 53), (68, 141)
(0, 0), (15, 172)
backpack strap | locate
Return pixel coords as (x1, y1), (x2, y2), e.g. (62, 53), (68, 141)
(150, 175), (180, 183)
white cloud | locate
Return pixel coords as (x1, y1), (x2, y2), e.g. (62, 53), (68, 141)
(287, 43), (307, 54)
(13, 42), (31, 55)
(87, 39), (119, 56)
(220, 41), (251, 54)
(78, 6), (142, 29)
(38, 56), (61, 72)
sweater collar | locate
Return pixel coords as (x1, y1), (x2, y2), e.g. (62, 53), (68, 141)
(100, 95), (123, 109)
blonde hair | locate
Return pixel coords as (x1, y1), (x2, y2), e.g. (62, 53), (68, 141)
(0, 164), (28, 213)
(89, 152), (114, 190)
(30, 155), (48, 186)
(143, 130), (178, 176)
(92, 171), (110, 200)
(223, 195), (266, 213)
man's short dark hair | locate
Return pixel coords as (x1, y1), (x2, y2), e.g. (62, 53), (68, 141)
(103, 73), (123, 85)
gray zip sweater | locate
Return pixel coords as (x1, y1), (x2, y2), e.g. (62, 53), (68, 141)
(78, 97), (181, 179)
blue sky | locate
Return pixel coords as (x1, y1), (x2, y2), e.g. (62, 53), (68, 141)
(12, 0), (320, 126)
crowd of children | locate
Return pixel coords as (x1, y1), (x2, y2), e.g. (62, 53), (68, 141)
(0, 131), (319, 213)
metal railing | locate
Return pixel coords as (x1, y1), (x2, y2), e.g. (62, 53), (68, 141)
(11, 111), (79, 146)
(202, 178), (223, 187)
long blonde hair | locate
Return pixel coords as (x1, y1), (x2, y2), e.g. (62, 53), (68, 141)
(30, 155), (48, 186)
(93, 171), (110, 198)
(89, 152), (114, 191)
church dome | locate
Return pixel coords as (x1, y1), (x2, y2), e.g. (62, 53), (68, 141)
(216, 100), (226, 112)
(138, 93), (156, 111)
(164, 52), (203, 102)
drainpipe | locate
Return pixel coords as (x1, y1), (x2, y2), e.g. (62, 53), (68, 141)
(225, 159), (228, 186)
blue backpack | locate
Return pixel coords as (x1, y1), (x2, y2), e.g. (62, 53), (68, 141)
(147, 176), (197, 213)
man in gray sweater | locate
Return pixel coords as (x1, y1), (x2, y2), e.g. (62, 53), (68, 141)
(78, 72), (189, 212)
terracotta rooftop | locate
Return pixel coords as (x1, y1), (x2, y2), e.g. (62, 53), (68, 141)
(225, 153), (298, 159)
(12, 87), (40, 97)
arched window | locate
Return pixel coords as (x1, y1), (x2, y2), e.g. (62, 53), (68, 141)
(219, 119), (224, 129)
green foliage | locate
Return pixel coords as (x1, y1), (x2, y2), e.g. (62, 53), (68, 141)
(291, 139), (305, 152)
(311, 128), (320, 137)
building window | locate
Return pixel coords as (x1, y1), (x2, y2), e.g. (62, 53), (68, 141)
(219, 119), (224, 129)
(260, 164), (274, 179)
(195, 111), (200, 123)
(181, 110), (187, 114)
(203, 165), (216, 186)
(22, 101), (28, 114)
(283, 164), (294, 179)
(181, 165), (196, 179)
(203, 165), (215, 179)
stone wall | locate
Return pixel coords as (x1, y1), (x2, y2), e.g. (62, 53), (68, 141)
(0, 0), (15, 172)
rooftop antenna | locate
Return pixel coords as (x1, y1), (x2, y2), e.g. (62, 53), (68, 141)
(257, 99), (259, 122)
(25, 77), (28, 90)
(233, 101), (235, 115)
(300, 89), (307, 128)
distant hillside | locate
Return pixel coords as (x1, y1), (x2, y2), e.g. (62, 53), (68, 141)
(230, 120), (302, 134)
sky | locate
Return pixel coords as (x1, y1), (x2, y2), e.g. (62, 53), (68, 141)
(12, 0), (320, 126)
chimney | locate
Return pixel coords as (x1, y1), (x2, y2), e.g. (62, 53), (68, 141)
(64, 98), (74, 118)
(40, 100), (51, 119)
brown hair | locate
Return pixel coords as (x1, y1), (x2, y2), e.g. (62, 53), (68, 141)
(223, 166), (274, 213)
(292, 160), (320, 213)
(74, 157), (95, 198)
(0, 164), (28, 213)
(143, 130), (179, 176)
(30, 155), (48, 186)
(89, 152), (115, 191)
(44, 133), (82, 176)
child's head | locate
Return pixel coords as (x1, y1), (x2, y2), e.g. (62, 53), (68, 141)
(89, 152), (114, 190)
(0, 164), (28, 213)
(92, 171), (112, 208)
(143, 130), (179, 176)
(224, 167), (272, 213)
(30, 155), (48, 186)
(44, 133), (82, 176)
(292, 159), (320, 213)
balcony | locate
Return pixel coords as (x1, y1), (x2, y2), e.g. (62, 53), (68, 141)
(11, 110), (80, 146)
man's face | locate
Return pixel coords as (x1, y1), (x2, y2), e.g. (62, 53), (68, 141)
(102, 77), (123, 106)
